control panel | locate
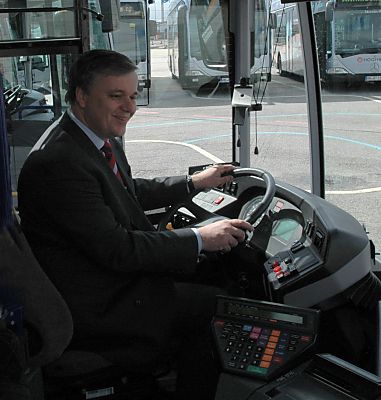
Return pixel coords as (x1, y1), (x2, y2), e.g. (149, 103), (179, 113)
(212, 296), (319, 381)
(192, 189), (237, 213)
(264, 243), (322, 289)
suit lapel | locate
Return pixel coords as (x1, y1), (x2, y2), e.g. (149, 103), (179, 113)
(59, 114), (153, 230)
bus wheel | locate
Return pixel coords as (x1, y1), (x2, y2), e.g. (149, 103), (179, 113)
(277, 55), (283, 76)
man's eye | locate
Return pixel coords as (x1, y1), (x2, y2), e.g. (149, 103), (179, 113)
(110, 94), (121, 99)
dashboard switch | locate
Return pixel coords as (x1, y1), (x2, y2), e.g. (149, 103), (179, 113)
(272, 261), (280, 269)
(214, 196), (225, 205)
(291, 241), (304, 253)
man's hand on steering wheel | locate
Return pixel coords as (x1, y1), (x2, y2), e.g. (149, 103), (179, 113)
(191, 164), (235, 190)
(198, 219), (253, 253)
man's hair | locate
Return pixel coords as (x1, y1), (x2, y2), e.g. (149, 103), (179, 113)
(65, 49), (137, 104)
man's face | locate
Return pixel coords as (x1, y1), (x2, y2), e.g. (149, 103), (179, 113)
(75, 72), (138, 139)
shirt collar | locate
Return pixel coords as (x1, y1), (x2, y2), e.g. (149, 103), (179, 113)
(67, 108), (105, 150)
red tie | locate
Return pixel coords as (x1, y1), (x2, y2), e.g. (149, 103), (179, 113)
(101, 140), (123, 183)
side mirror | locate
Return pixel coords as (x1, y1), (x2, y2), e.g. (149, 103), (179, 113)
(99, 0), (120, 32)
(325, 1), (334, 22)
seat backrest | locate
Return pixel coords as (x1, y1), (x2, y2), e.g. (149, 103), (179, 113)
(0, 223), (73, 371)
(1, 82), (72, 371)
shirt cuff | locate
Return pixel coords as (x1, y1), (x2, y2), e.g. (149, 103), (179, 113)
(186, 175), (195, 194)
(191, 227), (203, 255)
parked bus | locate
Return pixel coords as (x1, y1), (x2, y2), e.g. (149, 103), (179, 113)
(167, 0), (274, 91)
(272, 0), (381, 84)
(167, 0), (229, 90)
(112, 0), (150, 97)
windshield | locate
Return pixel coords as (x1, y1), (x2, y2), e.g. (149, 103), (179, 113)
(334, 9), (381, 53)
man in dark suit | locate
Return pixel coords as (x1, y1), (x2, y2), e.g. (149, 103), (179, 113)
(17, 50), (253, 399)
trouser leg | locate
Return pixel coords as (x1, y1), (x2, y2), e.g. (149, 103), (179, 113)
(172, 283), (225, 400)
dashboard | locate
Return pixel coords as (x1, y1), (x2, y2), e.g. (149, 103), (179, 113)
(173, 169), (380, 391)
(178, 172), (372, 309)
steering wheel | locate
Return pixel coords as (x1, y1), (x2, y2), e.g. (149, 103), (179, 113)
(158, 167), (276, 231)
(3, 85), (23, 114)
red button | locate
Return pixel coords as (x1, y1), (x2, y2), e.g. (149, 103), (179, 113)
(273, 266), (282, 273)
(214, 196), (225, 205)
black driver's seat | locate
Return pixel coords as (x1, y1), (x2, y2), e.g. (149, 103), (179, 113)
(0, 219), (172, 400)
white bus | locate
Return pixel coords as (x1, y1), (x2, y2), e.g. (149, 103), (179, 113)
(272, 0), (381, 84)
(167, 0), (229, 91)
(167, 0), (274, 91)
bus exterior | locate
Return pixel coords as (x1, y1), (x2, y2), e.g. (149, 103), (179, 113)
(167, 0), (229, 90)
(272, 0), (381, 84)
(112, 0), (150, 92)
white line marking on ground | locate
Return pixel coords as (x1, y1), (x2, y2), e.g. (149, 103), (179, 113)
(125, 139), (225, 163)
(326, 187), (381, 195)
(125, 139), (380, 194)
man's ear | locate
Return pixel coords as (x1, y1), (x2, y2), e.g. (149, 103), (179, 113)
(75, 87), (87, 108)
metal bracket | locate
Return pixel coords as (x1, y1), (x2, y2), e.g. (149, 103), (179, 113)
(232, 82), (262, 125)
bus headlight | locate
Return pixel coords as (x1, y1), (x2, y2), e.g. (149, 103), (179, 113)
(327, 67), (348, 74)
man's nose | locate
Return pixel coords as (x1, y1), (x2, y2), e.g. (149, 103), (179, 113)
(122, 98), (136, 114)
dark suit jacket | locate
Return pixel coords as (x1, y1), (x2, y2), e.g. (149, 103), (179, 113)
(18, 113), (199, 369)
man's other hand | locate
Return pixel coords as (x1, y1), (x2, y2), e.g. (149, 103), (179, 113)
(198, 219), (253, 253)
(191, 164), (235, 190)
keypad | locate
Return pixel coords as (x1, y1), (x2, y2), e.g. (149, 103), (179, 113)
(213, 320), (313, 379)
